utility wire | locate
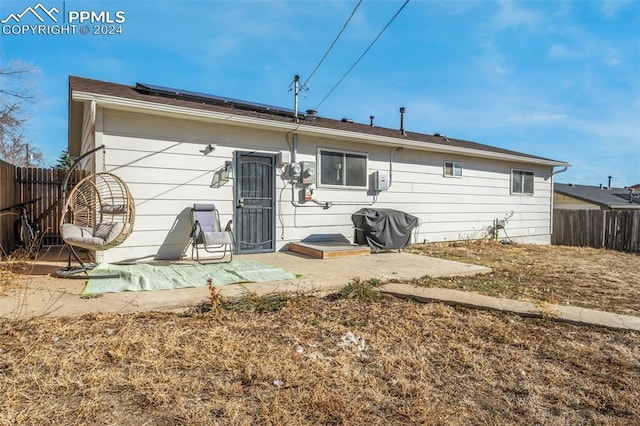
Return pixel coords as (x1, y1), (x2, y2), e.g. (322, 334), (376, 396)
(314, 0), (410, 110)
(302, 0), (363, 90)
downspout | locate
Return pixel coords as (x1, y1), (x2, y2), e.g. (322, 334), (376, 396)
(87, 100), (97, 173)
(549, 165), (569, 239)
(389, 146), (403, 188)
(90, 99), (96, 133)
(63, 100), (99, 204)
(292, 133), (298, 163)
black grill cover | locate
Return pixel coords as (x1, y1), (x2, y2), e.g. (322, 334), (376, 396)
(351, 208), (418, 251)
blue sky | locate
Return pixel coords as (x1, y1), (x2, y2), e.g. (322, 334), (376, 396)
(1, 0), (639, 186)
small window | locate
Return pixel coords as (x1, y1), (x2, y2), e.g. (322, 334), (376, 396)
(444, 161), (463, 177)
(511, 169), (534, 194)
(318, 149), (368, 188)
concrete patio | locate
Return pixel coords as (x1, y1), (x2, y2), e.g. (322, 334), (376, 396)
(0, 250), (490, 319)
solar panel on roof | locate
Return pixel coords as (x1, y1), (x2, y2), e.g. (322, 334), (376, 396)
(135, 82), (296, 117)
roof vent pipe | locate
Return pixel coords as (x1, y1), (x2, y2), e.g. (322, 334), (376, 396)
(608, 175), (612, 189)
(399, 107), (406, 135)
(370, 115), (375, 127)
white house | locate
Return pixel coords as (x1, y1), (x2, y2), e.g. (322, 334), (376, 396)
(68, 76), (569, 263)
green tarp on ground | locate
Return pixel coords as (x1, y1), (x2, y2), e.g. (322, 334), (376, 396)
(82, 260), (297, 294)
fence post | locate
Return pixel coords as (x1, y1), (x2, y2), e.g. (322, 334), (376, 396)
(600, 210), (607, 248)
(0, 159), (18, 254)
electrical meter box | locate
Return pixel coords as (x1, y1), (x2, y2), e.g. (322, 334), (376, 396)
(277, 150), (291, 167)
(289, 162), (302, 181)
(300, 161), (316, 185)
(373, 170), (390, 191)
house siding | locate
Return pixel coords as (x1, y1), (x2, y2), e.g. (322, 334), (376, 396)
(553, 193), (600, 210)
(86, 107), (553, 263)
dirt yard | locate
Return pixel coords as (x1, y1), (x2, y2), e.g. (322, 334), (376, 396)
(1, 243), (639, 424)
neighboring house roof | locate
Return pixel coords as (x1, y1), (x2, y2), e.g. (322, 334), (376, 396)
(69, 76), (568, 167)
(555, 183), (640, 209)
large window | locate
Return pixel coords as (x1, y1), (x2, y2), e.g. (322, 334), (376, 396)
(318, 149), (368, 188)
(511, 169), (534, 194)
(444, 161), (463, 177)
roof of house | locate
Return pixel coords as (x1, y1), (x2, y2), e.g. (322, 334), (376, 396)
(69, 76), (567, 166)
(555, 183), (640, 209)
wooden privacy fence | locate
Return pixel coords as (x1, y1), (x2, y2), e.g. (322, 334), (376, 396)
(0, 161), (86, 253)
(552, 209), (640, 253)
(0, 159), (16, 254)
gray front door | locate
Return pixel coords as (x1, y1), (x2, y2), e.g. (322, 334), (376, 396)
(234, 151), (276, 254)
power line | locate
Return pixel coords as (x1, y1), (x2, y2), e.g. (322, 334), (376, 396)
(314, 0), (410, 110)
(302, 0), (363, 90)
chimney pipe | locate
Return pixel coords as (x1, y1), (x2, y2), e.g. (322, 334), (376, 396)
(399, 107), (406, 135)
(370, 115), (375, 127)
(608, 175), (612, 189)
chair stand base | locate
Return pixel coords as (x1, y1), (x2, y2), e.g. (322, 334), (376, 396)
(55, 264), (119, 280)
(55, 245), (120, 279)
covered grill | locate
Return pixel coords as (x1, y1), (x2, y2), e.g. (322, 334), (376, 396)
(351, 208), (418, 251)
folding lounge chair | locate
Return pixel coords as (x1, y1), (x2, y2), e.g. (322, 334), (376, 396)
(190, 204), (234, 263)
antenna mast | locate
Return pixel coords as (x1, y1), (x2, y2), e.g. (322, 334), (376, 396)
(293, 75), (300, 123)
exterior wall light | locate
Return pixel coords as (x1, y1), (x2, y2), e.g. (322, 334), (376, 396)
(224, 161), (235, 179)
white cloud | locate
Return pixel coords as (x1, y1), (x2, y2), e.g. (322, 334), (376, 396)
(548, 44), (582, 60)
(200, 34), (240, 60)
(492, 0), (542, 30)
(601, 0), (636, 18)
(476, 41), (512, 79)
(604, 47), (622, 66)
(507, 113), (568, 123)
(554, 0), (573, 17)
(547, 37), (625, 69)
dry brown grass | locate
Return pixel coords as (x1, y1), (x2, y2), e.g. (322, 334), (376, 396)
(1, 244), (639, 424)
(0, 260), (29, 295)
(406, 242), (640, 316)
(1, 296), (639, 425)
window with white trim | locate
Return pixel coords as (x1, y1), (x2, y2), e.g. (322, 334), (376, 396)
(318, 148), (368, 188)
(511, 169), (534, 194)
(444, 161), (463, 177)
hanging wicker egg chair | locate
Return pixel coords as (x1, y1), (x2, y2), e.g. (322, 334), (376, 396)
(60, 172), (135, 251)
(55, 145), (136, 279)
